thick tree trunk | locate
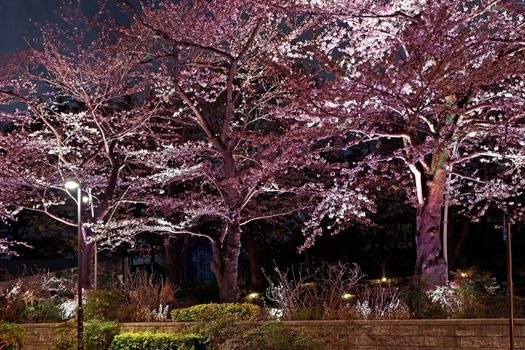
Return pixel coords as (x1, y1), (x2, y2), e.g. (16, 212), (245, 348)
(414, 169), (447, 288)
(210, 218), (242, 302)
(207, 150), (243, 302)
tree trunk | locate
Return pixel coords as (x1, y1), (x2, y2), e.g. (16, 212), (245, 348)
(414, 169), (447, 288)
(210, 218), (242, 302)
(246, 230), (265, 290)
(207, 150), (242, 302)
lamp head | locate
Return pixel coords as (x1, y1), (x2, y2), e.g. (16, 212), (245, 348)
(65, 179), (80, 190)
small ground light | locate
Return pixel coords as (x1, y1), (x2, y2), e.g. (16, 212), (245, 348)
(460, 272), (468, 278)
(342, 293), (354, 300)
(381, 276), (388, 283)
(246, 292), (260, 300)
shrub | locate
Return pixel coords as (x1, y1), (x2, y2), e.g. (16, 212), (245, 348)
(220, 322), (320, 350)
(0, 272), (72, 322)
(55, 321), (76, 350)
(0, 322), (23, 350)
(318, 263), (363, 320)
(110, 270), (175, 322)
(401, 285), (447, 319)
(264, 263), (363, 320)
(426, 269), (501, 318)
(55, 319), (119, 350)
(191, 319), (320, 350)
(0, 282), (25, 322)
(264, 266), (318, 320)
(109, 332), (206, 350)
(84, 320), (119, 350)
(22, 299), (63, 322)
(171, 303), (261, 322)
(85, 290), (122, 321)
(355, 285), (410, 320)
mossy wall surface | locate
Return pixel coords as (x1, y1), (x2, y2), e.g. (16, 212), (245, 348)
(19, 319), (525, 350)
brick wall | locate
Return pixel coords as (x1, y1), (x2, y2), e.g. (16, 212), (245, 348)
(18, 319), (525, 350)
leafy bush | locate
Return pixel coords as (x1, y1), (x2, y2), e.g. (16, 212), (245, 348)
(401, 285), (447, 319)
(85, 290), (122, 321)
(171, 303), (261, 322)
(55, 321), (76, 350)
(84, 320), (119, 350)
(109, 332), (206, 350)
(219, 322), (320, 350)
(0, 322), (23, 350)
(0, 272), (72, 322)
(55, 319), (119, 350)
(22, 299), (63, 322)
(190, 318), (319, 350)
(426, 270), (500, 318)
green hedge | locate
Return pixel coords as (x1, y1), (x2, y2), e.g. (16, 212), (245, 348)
(84, 320), (120, 350)
(171, 303), (260, 322)
(109, 332), (206, 350)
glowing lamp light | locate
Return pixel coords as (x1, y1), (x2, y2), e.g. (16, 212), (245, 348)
(246, 292), (260, 300)
(342, 293), (354, 300)
(82, 196), (90, 204)
(460, 272), (467, 278)
(381, 277), (388, 283)
(65, 179), (80, 190)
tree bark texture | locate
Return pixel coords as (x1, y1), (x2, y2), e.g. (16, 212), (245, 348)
(210, 218), (242, 302)
(414, 166), (448, 288)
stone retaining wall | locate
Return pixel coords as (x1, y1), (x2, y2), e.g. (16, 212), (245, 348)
(18, 319), (525, 350)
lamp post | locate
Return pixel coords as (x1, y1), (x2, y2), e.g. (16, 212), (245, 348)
(65, 179), (83, 350)
(504, 212), (515, 350)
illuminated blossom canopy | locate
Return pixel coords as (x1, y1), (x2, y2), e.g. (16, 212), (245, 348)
(1, 0), (525, 296)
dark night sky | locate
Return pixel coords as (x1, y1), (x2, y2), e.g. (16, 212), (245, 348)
(0, 0), (102, 55)
(0, 0), (61, 54)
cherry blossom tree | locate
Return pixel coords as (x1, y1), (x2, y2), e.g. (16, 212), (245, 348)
(89, 0), (376, 302)
(0, 4), (158, 287)
(308, 0), (525, 287)
(1, 0), (375, 301)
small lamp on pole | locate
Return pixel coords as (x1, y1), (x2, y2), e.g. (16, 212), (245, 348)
(65, 179), (83, 350)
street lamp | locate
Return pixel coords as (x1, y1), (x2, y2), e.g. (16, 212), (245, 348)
(65, 179), (83, 350)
